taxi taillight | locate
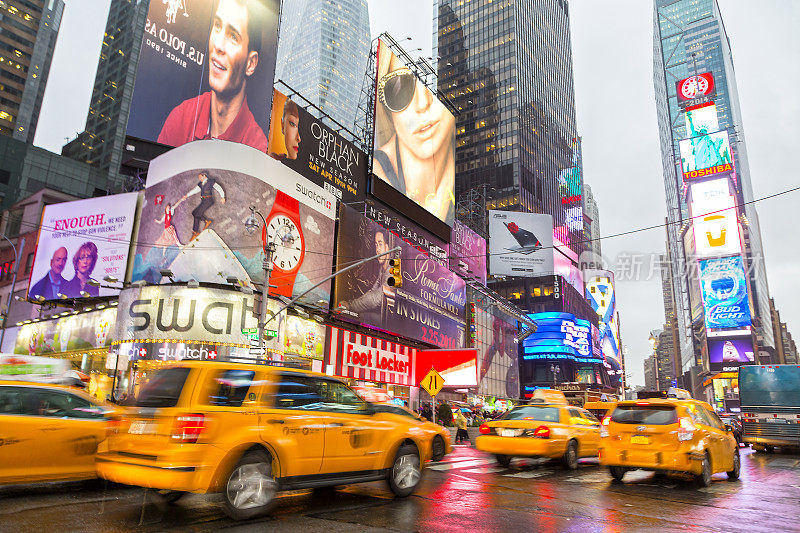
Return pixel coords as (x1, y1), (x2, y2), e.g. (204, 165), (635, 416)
(171, 414), (206, 443)
(106, 414), (124, 435)
(479, 423), (491, 435)
(532, 425), (550, 438)
(600, 415), (610, 438)
(678, 417), (695, 441)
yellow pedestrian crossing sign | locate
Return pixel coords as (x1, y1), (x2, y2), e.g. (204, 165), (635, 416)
(420, 367), (444, 397)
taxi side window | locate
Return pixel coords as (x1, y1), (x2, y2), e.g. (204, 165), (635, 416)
(318, 381), (368, 414)
(208, 369), (256, 407)
(271, 375), (324, 409)
(32, 390), (104, 419)
(0, 387), (24, 415)
(568, 408), (584, 425)
(581, 410), (600, 426)
(701, 407), (725, 431)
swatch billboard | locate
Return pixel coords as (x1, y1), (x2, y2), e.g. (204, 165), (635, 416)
(699, 256), (752, 330)
(334, 206), (466, 349)
(373, 39), (455, 225)
(267, 88), (367, 203)
(131, 140), (336, 306)
(450, 220), (486, 285)
(708, 336), (755, 372)
(27, 193), (138, 301)
(126, 0), (280, 152)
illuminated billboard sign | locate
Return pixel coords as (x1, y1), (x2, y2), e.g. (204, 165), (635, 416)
(708, 337), (755, 372)
(691, 195), (742, 258)
(684, 103), (719, 138)
(334, 206), (466, 349)
(521, 312), (599, 361)
(688, 177), (730, 205)
(416, 349), (478, 388)
(326, 326), (417, 386)
(488, 210), (554, 277)
(267, 88), (367, 203)
(14, 308), (117, 356)
(365, 197), (449, 267)
(126, 0), (281, 152)
(450, 220), (487, 285)
(28, 193), (138, 301)
(584, 270), (622, 387)
(699, 256), (752, 330)
(676, 72), (716, 108)
(679, 130), (734, 181)
(373, 39), (455, 225)
(131, 140), (336, 307)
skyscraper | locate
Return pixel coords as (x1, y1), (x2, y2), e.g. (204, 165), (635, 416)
(0, 0), (63, 143)
(582, 183), (602, 264)
(653, 0), (773, 393)
(61, 0), (148, 186)
(274, 0), (370, 130)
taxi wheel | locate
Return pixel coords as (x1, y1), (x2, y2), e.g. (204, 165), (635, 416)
(157, 490), (186, 504)
(727, 451), (740, 480)
(388, 444), (422, 497)
(561, 439), (579, 470)
(495, 454), (511, 467)
(223, 449), (277, 520)
(695, 451), (712, 487)
(432, 436), (446, 462)
(609, 466), (626, 482)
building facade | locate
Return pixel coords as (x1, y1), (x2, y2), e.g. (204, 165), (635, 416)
(582, 183), (602, 264)
(61, 0), (148, 188)
(274, 0), (370, 131)
(0, 0), (63, 143)
(653, 0), (774, 386)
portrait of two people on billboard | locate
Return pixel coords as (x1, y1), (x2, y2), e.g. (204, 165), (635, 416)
(373, 41), (456, 225)
(29, 243), (101, 300)
(129, 0), (278, 153)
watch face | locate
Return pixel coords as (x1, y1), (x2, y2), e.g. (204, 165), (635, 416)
(267, 215), (303, 271)
(680, 76), (709, 100)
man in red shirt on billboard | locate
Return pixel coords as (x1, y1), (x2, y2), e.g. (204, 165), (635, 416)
(157, 0), (268, 152)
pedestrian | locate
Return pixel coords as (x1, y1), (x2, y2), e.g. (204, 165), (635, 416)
(454, 410), (469, 445)
(421, 403), (433, 422)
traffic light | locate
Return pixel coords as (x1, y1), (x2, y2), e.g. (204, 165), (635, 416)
(387, 258), (402, 287)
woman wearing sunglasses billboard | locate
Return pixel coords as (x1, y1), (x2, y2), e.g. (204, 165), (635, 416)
(373, 43), (455, 225)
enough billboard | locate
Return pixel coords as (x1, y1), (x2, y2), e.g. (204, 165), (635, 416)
(334, 206), (466, 349)
(28, 193), (138, 301)
(131, 140), (336, 306)
(373, 39), (455, 225)
(691, 194), (742, 258)
(450, 220), (486, 285)
(679, 130), (734, 181)
(489, 211), (554, 277)
(268, 88), (367, 203)
(699, 256), (752, 330)
(126, 0), (280, 152)
(708, 337), (755, 372)
(676, 72), (716, 108)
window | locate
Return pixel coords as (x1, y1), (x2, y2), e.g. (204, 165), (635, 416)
(502, 405), (560, 422)
(0, 386), (24, 415)
(207, 369), (256, 407)
(269, 375), (367, 413)
(611, 406), (677, 425)
(135, 367), (191, 408)
(24, 252), (33, 274)
(30, 390), (105, 419)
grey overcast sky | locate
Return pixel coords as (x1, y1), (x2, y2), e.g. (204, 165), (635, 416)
(34, 1), (799, 387)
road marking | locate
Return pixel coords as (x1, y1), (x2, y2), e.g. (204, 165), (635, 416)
(427, 458), (493, 471)
(505, 470), (554, 478)
(462, 467), (508, 473)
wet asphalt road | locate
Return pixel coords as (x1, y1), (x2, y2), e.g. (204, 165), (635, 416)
(1, 446), (798, 532)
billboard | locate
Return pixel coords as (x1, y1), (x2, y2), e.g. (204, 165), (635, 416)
(679, 130), (734, 181)
(14, 307), (117, 356)
(520, 312), (598, 361)
(126, 0), (280, 152)
(365, 197), (449, 266)
(684, 103), (719, 138)
(325, 326), (417, 386)
(450, 220), (487, 285)
(488, 210), (554, 277)
(699, 256), (752, 330)
(676, 72), (716, 108)
(415, 349), (478, 388)
(28, 193), (138, 301)
(691, 194), (742, 258)
(267, 88), (367, 203)
(708, 337), (755, 372)
(584, 270), (622, 387)
(131, 140), (336, 306)
(283, 315), (326, 360)
(334, 206), (466, 349)
(688, 177), (730, 205)
(373, 39), (455, 225)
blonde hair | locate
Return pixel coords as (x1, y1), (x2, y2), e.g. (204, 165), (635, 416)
(375, 42), (398, 147)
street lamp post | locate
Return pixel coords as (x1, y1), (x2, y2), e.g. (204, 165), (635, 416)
(244, 207), (277, 359)
(0, 235), (24, 350)
(550, 363), (560, 388)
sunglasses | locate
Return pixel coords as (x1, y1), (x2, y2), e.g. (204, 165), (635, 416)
(378, 67), (417, 113)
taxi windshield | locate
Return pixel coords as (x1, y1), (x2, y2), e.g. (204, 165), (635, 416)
(135, 367), (191, 408)
(501, 405), (560, 422)
(611, 405), (677, 425)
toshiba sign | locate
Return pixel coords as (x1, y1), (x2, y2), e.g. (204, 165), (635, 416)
(676, 72), (716, 108)
(683, 162), (734, 181)
(326, 327), (416, 386)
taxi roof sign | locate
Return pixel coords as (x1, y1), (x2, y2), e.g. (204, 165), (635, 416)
(420, 367), (444, 397)
(529, 389), (568, 405)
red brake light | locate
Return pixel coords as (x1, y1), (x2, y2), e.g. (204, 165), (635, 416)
(479, 423), (491, 435)
(602, 416), (610, 426)
(533, 425), (550, 438)
(636, 402), (650, 406)
(171, 414), (206, 443)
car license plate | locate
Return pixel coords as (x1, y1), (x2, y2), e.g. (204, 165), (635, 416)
(500, 429), (521, 437)
(630, 435), (650, 445)
(129, 420), (155, 435)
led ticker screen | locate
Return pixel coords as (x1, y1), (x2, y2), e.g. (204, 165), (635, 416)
(699, 256), (752, 330)
(521, 312), (599, 362)
(679, 130), (734, 181)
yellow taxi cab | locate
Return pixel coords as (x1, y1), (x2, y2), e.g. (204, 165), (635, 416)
(0, 381), (119, 485)
(96, 362), (431, 520)
(599, 397), (740, 486)
(372, 403), (452, 461)
(475, 390), (601, 469)
(583, 401), (616, 422)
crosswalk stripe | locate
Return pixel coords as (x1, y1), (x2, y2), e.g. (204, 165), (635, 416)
(505, 470), (554, 478)
(462, 467), (507, 473)
(427, 458), (494, 471)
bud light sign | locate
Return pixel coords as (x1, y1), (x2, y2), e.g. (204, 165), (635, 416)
(698, 256), (752, 330)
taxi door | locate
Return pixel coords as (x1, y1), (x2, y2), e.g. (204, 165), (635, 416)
(260, 373), (327, 477)
(0, 386), (52, 482)
(567, 408), (592, 457)
(579, 409), (601, 456)
(700, 405), (734, 472)
(318, 380), (395, 474)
